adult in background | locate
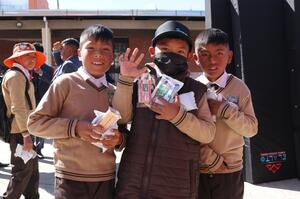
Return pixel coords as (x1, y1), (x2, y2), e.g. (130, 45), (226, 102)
(31, 42), (54, 159)
(52, 38), (82, 81)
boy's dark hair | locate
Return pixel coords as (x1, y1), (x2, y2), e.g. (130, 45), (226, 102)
(62, 38), (79, 49)
(79, 24), (114, 49)
(195, 28), (229, 49)
(152, 20), (193, 52)
(32, 42), (44, 53)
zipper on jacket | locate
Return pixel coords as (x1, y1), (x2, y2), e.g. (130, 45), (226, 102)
(140, 116), (160, 197)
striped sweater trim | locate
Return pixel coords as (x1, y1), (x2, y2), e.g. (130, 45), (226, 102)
(173, 110), (187, 126)
(220, 104), (230, 119)
(217, 75), (234, 94)
(220, 103), (230, 119)
(208, 155), (221, 169)
(67, 119), (75, 137)
(56, 169), (115, 179)
(118, 78), (133, 86)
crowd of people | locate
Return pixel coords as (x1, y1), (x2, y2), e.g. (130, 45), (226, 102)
(0, 20), (258, 199)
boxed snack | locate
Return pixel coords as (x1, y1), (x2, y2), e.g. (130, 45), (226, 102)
(91, 107), (121, 152)
(151, 74), (183, 104)
(138, 73), (152, 105)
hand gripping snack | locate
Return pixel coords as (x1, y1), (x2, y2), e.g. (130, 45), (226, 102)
(91, 107), (121, 152)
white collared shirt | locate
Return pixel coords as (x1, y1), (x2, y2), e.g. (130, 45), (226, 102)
(12, 63), (31, 80)
(196, 72), (229, 88)
(77, 67), (108, 88)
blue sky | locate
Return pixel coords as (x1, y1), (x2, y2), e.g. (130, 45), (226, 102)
(48, 0), (205, 10)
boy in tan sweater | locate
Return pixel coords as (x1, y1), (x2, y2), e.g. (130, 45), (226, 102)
(28, 24), (122, 199)
(193, 28), (258, 199)
(2, 42), (46, 199)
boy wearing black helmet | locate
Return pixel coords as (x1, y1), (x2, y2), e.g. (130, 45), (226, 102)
(113, 20), (216, 199)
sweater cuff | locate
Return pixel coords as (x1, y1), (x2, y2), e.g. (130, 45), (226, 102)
(170, 106), (187, 126)
(200, 155), (225, 173)
(21, 131), (30, 137)
(117, 75), (135, 87)
(217, 101), (239, 119)
(217, 101), (230, 119)
(69, 119), (79, 138)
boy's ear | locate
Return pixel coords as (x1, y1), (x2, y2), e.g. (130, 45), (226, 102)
(148, 46), (155, 58)
(77, 48), (81, 57)
(193, 53), (200, 65)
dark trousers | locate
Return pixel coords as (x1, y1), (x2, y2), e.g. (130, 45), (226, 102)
(198, 170), (244, 199)
(2, 134), (39, 199)
(55, 177), (115, 199)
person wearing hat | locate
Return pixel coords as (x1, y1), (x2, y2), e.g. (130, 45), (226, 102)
(52, 38), (82, 81)
(113, 20), (216, 198)
(1, 42), (45, 199)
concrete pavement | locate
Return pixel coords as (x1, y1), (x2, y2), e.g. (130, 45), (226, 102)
(1, 139), (300, 199)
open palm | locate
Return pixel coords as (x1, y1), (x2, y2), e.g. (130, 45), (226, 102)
(119, 48), (147, 78)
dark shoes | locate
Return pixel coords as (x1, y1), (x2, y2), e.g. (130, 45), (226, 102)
(0, 162), (9, 167)
(37, 150), (45, 159)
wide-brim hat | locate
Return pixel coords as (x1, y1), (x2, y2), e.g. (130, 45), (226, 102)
(4, 42), (46, 68)
(152, 20), (193, 51)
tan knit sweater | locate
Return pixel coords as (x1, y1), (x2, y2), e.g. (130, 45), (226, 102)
(27, 72), (116, 182)
(2, 69), (36, 134)
(198, 75), (258, 174)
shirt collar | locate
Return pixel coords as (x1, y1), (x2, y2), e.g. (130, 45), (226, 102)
(77, 67), (108, 88)
(196, 72), (229, 88)
(12, 63), (31, 80)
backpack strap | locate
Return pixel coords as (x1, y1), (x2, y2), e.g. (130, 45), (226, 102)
(9, 67), (33, 110)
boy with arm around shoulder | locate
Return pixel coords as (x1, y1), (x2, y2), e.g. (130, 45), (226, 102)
(113, 20), (216, 199)
(193, 28), (258, 199)
(27, 24), (123, 199)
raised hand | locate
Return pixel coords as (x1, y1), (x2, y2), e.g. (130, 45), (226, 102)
(52, 41), (62, 51)
(118, 48), (146, 78)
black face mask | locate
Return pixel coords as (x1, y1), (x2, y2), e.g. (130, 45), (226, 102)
(153, 52), (188, 77)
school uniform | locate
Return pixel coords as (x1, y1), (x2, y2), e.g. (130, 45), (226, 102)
(28, 67), (117, 199)
(196, 72), (258, 199)
(2, 63), (39, 199)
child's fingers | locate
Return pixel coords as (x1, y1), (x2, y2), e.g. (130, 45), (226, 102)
(174, 95), (180, 105)
(81, 133), (99, 143)
(155, 114), (163, 120)
(91, 124), (105, 133)
(135, 53), (145, 65)
(124, 48), (131, 60)
(90, 131), (102, 140)
(129, 48), (139, 62)
(150, 103), (163, 114)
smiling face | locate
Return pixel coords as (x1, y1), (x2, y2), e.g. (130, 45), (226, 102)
(194, 43), (233, 82)
(15, 53), (37, 70)
(79, 39), (114, 78)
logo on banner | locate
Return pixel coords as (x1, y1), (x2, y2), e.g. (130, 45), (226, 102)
(259, 151), (287, 173)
